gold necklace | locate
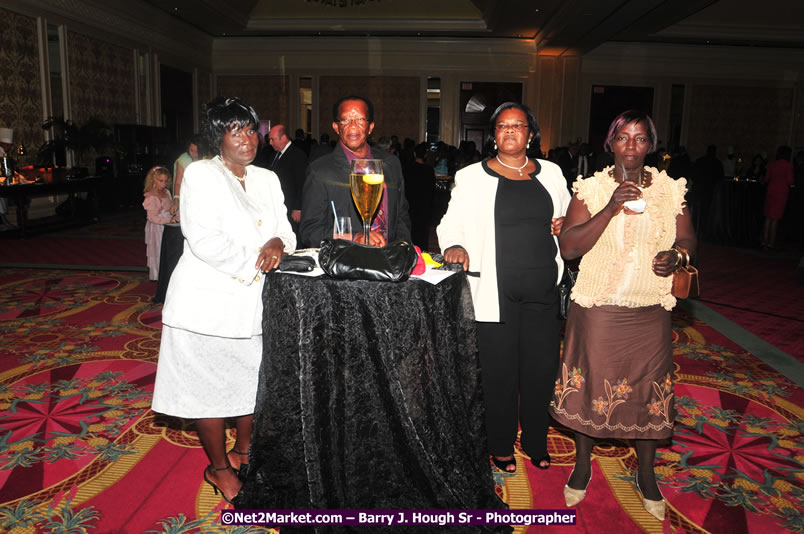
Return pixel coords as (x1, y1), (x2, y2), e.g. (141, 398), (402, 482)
(609, 167), (650, 186)
(221, 157), (247, 182)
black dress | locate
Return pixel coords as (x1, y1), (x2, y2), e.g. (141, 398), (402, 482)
(476, 166), (562, 461)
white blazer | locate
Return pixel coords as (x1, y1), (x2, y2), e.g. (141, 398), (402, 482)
(437, 159), (571, 322)
(162, 157), (296, 338)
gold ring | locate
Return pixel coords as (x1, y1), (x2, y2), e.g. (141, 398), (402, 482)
(271, 255), (278, 259)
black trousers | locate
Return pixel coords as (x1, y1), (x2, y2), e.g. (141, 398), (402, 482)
(476, 283), (561, 459)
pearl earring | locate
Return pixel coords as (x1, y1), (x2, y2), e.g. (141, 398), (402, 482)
(527, 139), (531, 149)
(494, 141), (498, 150)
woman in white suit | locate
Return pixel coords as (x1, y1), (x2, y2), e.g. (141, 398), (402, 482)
(438, 102), (570, 474)
(151, 97), (296, 503)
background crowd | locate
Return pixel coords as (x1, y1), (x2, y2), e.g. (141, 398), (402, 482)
(150, 128), (801, 260)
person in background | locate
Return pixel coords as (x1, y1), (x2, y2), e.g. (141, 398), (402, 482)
(575, 142), (591, 179)
(398, 137), (416, 167)
(251, 132), (275, 169)
(375, 136), (392, 152)
(142, 166), (177, 280)
(723, 146), (737, 178)
(667, 146), (692, 180)
(762, 145), (794, 249)
(745, 154), (766, 181)
(438, 102), (570, 474)
(690, 144), (723, 235)
(550, 110), (695, 521)
(403, 142), (436, 249)
(171, 135), (202, 217)
(309, 133), (333, 162)
(300, 95), (411, 248)
(293, 128), (311, 158)
(390, 134), (401, 156)
(268, 124), (308, 236)
(0, 127), (16, 230)
(151, 97), (296, 503)
(455, 140), (482, 171)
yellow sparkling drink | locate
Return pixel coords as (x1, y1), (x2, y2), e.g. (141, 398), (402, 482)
(350, 173), (384, 221)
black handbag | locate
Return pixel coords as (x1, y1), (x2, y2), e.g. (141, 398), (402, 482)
(558, 267), (578, 320)
(278, 255), (316, 272)
(318, 238), (418, 282)
(318, 239), (418, 282)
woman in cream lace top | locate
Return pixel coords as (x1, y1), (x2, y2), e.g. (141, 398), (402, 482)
(549, 110), (696, 521)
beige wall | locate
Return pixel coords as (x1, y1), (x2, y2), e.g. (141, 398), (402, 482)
(4, 1), (803, 163)
(532, 55), (583, 154)
(212, 37), (537, 146)
(211, 36), (804, 161)
(216, 75), (291, 129)
(581, 42), (804, 160)
(317, 76), (420, 144)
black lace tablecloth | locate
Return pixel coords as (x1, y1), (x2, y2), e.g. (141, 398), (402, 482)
(235, 271), (510, 533)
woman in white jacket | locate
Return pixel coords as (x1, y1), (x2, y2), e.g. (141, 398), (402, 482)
(438, 102), (570, 474)
(151, 97), (296, 503)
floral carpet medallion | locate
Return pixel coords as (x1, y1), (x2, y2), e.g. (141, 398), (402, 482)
(0, 361), (155, 502)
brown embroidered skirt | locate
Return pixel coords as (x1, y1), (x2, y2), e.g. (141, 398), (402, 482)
(549, 303), (675, 439)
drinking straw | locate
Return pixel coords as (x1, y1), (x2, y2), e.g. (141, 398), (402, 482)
(331, 201), (340, 234)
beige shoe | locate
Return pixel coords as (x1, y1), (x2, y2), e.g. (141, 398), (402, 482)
(563, 467), (592, 507)
(635, 478), (666, 521)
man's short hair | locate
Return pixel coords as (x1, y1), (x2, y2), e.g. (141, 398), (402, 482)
(332, 95), (374, 123)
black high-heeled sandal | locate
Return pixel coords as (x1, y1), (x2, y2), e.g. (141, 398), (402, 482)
(533, 454), (551, 470)
(492, 455), (517, 473)
(203, 465), (238, 503)
(228, 448), (249, 479)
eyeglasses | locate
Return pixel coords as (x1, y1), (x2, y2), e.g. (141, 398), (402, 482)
(613, 135), (650, 145)
(496, 122), (528, 132)
(337, 118), (369, 127)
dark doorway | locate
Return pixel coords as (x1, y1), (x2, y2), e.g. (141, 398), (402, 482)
(160, 65), (193, 151)
(460, 82), (522, 154)
(588, 85), (654, 154)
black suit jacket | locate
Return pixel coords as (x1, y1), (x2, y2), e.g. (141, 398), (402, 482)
(300, 145), (411, 248)
(272, 143), (308, 212)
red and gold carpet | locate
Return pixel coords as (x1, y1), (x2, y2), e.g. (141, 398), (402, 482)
(0, 264), (801, 532)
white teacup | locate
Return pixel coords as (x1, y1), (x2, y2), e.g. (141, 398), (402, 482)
(624, 187), (646, 214)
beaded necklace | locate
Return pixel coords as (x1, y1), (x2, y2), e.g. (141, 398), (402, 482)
(496, 155), (529, 176)
(609, 167), (651, 187)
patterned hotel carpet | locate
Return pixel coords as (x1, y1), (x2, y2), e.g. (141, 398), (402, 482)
(0, 209), (147, 271)
(694, 243), (804, 359)
(0, 267), (801, 533)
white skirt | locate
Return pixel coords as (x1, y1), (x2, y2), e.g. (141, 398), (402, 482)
(151, 325), (262, 418)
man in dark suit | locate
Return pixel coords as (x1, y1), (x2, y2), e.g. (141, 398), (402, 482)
(268, 124), (308, 235)
(300, 95), (411, 248)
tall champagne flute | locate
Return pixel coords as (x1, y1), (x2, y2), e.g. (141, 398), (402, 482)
(350, 158), (384, 245)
